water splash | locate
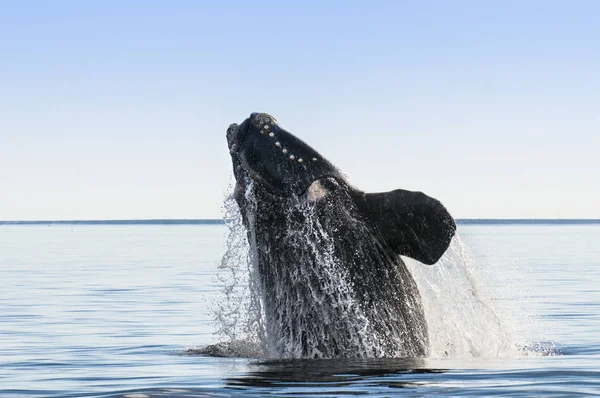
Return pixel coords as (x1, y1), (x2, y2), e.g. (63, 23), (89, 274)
(214, 184), (541, 358)
(213, 182), (254, 344)
(406, 235), (522, 357)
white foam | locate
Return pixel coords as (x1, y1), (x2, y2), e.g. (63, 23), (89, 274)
(406, 235), (524, 357)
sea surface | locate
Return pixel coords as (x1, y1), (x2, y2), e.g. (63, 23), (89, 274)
(1, 222), (599, 397)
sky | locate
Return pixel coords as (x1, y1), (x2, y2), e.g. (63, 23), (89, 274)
(0, 1), (598, 220)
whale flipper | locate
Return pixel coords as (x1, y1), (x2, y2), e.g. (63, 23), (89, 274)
(355, 189), (456, 265)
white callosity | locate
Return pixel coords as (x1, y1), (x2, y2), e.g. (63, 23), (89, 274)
(251, 112), (278, 129)
(252, 113), (318, 164)
(306, 180), (329, 203)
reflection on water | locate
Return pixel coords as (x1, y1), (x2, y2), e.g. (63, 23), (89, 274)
(226, 358), (441, 387)
(96, 359), (445, 397)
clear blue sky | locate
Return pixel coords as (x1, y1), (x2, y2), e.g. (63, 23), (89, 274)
(1, 1), (598, 220)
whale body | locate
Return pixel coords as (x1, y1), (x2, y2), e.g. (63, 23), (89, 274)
(226, 113), (456, 358)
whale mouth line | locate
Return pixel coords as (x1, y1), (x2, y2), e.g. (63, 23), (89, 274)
(239, 161), (339, 199)
(235, 152), (341, 199)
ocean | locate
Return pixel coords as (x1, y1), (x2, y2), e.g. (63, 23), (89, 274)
(1, 222), (599, 397)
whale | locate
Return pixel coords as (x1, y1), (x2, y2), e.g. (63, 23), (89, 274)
(225, 112), (456, 358)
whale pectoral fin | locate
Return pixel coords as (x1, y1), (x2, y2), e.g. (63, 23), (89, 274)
(357, 189), (456, 265)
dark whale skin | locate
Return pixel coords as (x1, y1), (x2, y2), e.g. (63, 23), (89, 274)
(227, 113), (456, 358)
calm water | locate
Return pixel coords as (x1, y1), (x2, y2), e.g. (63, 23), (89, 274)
(1, 224), (599, 397)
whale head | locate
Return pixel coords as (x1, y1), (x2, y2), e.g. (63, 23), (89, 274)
(227, 112), (343, 196)
(226, 112), (456, 266)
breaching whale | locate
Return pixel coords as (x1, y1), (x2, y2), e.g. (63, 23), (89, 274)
(225, 112), (456, 358)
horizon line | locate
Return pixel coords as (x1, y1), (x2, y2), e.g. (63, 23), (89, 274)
(1, 218), (600, 226)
